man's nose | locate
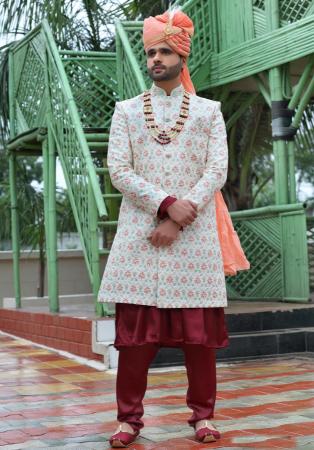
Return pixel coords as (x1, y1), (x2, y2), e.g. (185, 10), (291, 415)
(153, 52), (162, 63)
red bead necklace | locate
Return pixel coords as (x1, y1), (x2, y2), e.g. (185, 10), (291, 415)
(143, 90), (190, 145)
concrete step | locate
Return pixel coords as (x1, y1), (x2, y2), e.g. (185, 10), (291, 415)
(151, 327), (314, 368)
(92, 318), (117, 369)
(91, 314), (314, 369)
(226, 306), (314, 333)
(1, 293), (94, 309)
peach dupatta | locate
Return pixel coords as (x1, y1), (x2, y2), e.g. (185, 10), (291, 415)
(143, 10), (250, 275)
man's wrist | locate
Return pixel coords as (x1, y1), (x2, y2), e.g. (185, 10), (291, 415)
(168, 218), (183, 231)
(157, 196), (177, 219)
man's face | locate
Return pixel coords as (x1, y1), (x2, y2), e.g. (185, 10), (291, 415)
(146, 42), (183, 81)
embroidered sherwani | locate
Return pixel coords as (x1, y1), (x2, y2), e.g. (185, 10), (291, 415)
(97, 83), (228, 309)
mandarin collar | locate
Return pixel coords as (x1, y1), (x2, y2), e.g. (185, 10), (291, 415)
(150, 83), (184, 98)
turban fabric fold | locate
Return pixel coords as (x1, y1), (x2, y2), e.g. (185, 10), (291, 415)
(143, 10), (195, 94)
(143, 10), (250, 275)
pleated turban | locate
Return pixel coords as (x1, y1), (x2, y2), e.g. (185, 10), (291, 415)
(143, 10), (196, 94)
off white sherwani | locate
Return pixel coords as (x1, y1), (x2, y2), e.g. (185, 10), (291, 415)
(97, 83), (228, 308)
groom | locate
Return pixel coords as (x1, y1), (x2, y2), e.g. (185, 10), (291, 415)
(98, 8), (248, 448)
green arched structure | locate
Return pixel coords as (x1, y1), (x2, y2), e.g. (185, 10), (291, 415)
(2, 0), (314, 315)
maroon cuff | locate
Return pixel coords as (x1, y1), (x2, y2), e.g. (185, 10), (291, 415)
(157, 196), (177, 219)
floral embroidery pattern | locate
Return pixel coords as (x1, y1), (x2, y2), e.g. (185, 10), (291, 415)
(97, 84), (229, 308)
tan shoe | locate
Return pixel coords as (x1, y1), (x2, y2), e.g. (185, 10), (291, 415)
(194, 419), (221, 443)
(109, 422), (140, 448)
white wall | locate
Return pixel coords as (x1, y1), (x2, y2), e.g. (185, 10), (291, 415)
(0, 249), (108, 301)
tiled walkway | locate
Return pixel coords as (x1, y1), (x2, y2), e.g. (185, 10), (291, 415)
(0, 333), (314, 449)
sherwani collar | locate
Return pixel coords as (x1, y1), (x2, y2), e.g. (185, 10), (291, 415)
(150, 83), (184, 98)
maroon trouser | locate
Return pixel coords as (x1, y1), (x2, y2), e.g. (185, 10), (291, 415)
(116, 343), (217, 432)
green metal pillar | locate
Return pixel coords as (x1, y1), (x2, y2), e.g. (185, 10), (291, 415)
(42, 128), (59, 313)
(48, 125), (59, 312)
(8, 152), (21, 308)
(287, 140), (297, 203)
(265, 0), (289, 205)
(281, 65), (297, 203)
(42, 41), (59, 313)
(88, 180), (103, 316)
(8, 48), (21, 308)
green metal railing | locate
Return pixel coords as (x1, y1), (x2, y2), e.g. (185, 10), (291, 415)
(60, 50), (118, 130)
(253, 0), (314, 36)
(9, 25), (48, 134)
(4, 0), (314, 314)
(7, 20), (111, 313)
(228, 204), (309, 301)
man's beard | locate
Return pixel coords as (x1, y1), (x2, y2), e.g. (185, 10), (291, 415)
(147, 60), (182, 81)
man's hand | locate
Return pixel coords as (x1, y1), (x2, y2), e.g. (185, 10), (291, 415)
(167, 199), (198, 227)
(148, 219), (181, 248)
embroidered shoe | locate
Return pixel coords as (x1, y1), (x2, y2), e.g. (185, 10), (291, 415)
(109, 422), (140, 448)
(194, 419), (221, 443)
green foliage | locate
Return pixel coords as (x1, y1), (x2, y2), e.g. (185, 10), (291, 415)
(0, 45), (12, 150)
(117, 0), (171, 19)
(0, 155), (77, 249)
(219, 95), (275, 210)
(295, 101), (314, 187)
(0, 0), (124, 51)
(220, 93), (314, 210)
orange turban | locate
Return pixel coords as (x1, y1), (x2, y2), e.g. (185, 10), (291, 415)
(143, 10), (250, 276)
(143, 10), (196, 94)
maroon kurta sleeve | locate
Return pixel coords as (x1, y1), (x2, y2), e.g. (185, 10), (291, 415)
(157, 196), (177, 219)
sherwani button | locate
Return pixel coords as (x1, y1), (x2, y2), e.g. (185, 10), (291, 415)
(165, 154), (171, 158)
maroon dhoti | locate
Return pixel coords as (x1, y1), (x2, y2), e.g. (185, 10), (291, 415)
(114, 303), (229, 349)
(114, 303), (229, 432)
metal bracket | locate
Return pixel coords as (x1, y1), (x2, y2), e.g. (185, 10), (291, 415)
(271, 100), (297, 141)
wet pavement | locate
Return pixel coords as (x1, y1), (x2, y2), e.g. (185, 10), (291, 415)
(0, 333), (314, 449)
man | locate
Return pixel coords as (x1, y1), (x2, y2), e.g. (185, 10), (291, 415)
(97, 9), (249, 448)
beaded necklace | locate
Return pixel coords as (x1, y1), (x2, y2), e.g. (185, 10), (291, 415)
(143, 89), (190, 145)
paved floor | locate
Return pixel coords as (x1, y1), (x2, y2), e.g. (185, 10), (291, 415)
(0, 333), (314, 449)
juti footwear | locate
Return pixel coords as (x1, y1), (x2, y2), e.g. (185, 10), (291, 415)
(109, 422), (140, 448)
(194, 419), (221, 443)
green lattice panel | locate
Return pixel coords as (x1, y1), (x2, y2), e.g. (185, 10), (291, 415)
(279, 0), (314, 23)
(226, 216), (282, 299)
(182, 0), (212, 73)
(123, 25), (150, 93)
(253, 0), (265, 10)
(253, 0), (314, 38)
(13, 32), (47, 133)
(47, 49), (93, 275)
(62, 55), (118, 130)
(122, 42), (146, 99)
(252, 3), (266, 36)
